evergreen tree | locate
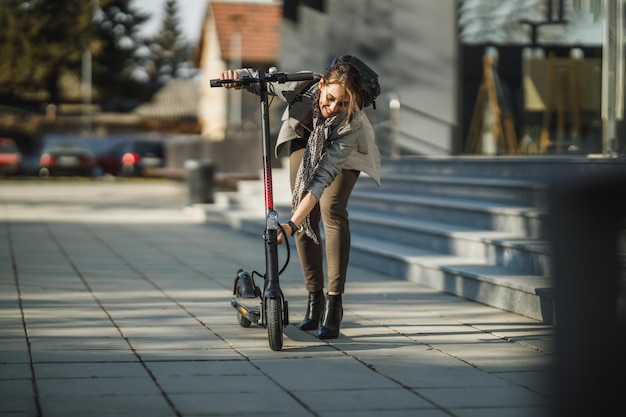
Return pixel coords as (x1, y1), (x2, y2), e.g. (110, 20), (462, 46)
(144, 0), (195, 84)
(0, 1), (36, 95)
(0, 0), (151, 108)
(0, 0), (93, 104)
(91, 0), (152, 108)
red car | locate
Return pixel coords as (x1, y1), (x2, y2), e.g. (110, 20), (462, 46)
(0, 138), (22, 175)
(97, 138), (165, 177)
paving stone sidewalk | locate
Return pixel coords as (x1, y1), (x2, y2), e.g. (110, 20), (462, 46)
(0, 181), (555, 417)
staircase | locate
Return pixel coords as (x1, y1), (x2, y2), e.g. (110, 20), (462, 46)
(200, 155), (626, 325)
(348, 156), (553, 324)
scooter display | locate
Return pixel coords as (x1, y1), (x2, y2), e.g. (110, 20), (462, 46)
(210, 68), (318, 351)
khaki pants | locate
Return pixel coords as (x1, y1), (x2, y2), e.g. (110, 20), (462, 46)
(289, 148), (360, 294)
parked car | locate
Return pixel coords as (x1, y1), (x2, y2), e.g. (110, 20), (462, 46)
(38, 139), (96, 177)
(97, 138), (165, 177)
(0, 138), (22, 175)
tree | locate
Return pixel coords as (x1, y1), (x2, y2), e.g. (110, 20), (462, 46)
(0, 0), (151, 108)
(91, 0), (152, 108)
(144, 0), (195, 84)
(0, 0), (93, 104)
(0, 1), (37, 96)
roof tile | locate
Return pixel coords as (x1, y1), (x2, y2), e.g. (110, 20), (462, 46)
(134, 79), (200, 121)
(211, 2), (282, 62)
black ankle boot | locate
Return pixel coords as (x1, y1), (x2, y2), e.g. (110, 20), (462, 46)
(300, 289), (324, 330)
(319, 294), (343, 339)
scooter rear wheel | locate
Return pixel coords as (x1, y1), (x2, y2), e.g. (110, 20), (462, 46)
(267, 297), (283, 351)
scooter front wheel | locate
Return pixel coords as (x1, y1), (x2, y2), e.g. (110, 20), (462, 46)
(266, 297), (283, 351)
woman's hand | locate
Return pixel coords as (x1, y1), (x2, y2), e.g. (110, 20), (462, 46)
(220, 70), (242, 89)
(277, 223), (296, 245)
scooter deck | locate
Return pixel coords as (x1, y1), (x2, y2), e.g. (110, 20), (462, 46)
(231, 298), (261, 324)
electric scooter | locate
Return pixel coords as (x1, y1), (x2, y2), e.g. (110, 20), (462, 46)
(210, 68), (318, 351)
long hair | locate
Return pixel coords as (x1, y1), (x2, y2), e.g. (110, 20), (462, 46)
(314, 62), (363, 124)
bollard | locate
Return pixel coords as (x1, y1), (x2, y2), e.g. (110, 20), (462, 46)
(549, 167), (626, 417)
(184, 159), (215, 205)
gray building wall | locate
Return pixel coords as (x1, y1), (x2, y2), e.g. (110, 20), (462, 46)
(280, 0), (460, 156)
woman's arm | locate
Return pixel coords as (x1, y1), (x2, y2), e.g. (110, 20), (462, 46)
(277, 129), (359, 244)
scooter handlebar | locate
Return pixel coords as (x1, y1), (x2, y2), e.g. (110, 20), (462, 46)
(275, 72), (319, 83)
(210, 71), (319, 88)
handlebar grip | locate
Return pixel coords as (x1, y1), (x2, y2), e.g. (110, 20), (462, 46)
(210, 78), (229, 87)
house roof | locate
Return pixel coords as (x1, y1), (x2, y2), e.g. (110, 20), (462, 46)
(210, 1), (282, 62)
(134, 79), (200, 121)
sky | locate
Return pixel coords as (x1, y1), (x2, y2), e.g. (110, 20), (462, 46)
(134, 0), (274, 43)
(134, 0), (207, 43)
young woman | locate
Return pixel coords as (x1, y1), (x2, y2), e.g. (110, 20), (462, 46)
(219, 58), (380, 339)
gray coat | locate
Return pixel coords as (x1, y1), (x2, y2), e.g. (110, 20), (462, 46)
(238, 69), (381, 200)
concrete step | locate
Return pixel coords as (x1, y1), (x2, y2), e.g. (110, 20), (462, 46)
(379, 155), (626, 179)
(348, 207), (551, 277)
(356, 173), (547, 206)
(349, 233), (554, 323)
(350, 189), (547, 238)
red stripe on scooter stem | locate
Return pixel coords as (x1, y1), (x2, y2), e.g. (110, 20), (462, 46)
(263, 158), (274, 211)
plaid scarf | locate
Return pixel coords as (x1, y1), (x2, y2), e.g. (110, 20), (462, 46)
(292, 110), (336, 244)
